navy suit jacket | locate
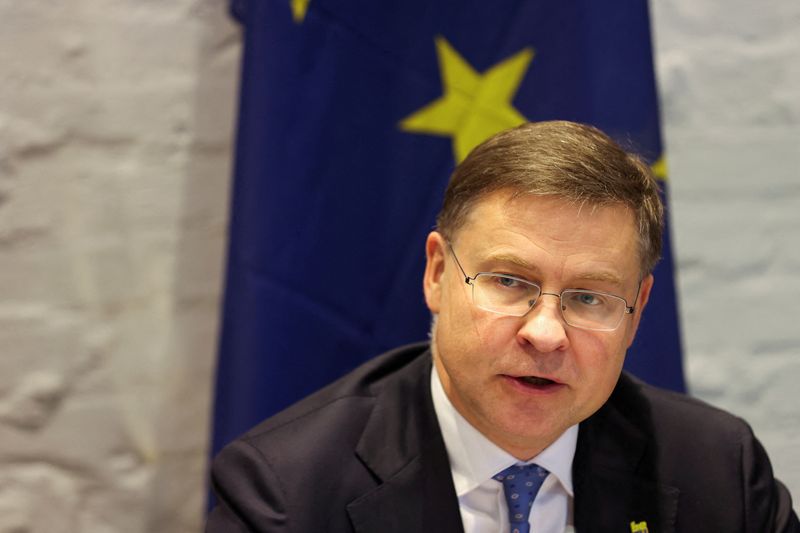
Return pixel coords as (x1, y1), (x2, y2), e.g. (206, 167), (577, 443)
(207, 343), (799, 532)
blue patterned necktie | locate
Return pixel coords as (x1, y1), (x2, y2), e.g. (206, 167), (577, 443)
(493, 463), (550, 533)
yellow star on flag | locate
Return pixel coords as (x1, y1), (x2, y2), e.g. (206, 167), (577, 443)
(651, 156), (668, 181)
(400, 36), (534, 162)
(291, 0), (310, 23)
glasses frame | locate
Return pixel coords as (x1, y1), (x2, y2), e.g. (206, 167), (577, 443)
(447, 244), (638, 332)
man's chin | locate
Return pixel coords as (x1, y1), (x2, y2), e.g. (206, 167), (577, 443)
(484, 417), (569, 459)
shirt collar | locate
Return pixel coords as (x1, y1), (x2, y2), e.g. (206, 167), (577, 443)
(431, 365), (577, 498)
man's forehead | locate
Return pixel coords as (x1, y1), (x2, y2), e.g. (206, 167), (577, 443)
(457, 190), (636, 234)
(452, 191), (643, 281)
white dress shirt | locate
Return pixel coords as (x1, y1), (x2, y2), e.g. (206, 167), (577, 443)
(431, 368), (578, 533)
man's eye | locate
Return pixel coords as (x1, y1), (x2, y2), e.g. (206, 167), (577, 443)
(496, 276), (520, 288)
(575, 292), (603, 306)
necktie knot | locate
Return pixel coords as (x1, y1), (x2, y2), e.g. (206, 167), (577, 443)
(493, 463), (549, 533)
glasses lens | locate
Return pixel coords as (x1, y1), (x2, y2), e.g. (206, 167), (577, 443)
(471, 274), (540, 316)
(561, 290), (626, 331)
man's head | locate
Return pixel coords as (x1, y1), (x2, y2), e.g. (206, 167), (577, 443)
(423, 121), (663, 460)
(436, 120), (663, 276)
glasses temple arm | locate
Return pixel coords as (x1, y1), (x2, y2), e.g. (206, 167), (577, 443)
(626, 280), (644, 314)
(446, 242), (472, 284)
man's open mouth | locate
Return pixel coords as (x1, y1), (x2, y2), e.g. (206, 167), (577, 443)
(517, 376), (556, 386)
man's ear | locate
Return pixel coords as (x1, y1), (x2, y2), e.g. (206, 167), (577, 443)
(423, 231), (447, 314)
(626, 273), (654, 348)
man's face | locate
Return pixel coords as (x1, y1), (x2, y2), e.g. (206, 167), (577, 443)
(423, 191), (653, 459)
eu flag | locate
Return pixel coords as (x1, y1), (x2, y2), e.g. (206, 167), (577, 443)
(211, 0), (685, 456)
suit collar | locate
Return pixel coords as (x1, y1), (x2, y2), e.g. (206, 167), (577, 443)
(347, 349), (464, 533)
(573, 372), (679, 532)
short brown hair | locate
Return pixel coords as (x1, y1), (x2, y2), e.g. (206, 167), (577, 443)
(435, 121), (664, 275)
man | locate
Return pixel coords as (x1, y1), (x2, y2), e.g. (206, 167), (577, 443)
(207, 121), (799, 532)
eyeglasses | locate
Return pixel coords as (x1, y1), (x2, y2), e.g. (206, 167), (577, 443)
(448, 245), (637, 332)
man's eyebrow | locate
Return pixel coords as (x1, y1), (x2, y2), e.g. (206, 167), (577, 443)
(573, 271), (624, 285)
(483, 253), (539, 272)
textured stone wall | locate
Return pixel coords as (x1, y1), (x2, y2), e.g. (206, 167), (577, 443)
(0, 1), (240, 531)
(0, 1), (797, 532)
(651, 0), (800, 504)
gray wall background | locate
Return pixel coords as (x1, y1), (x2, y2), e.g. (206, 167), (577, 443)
(0, 0), (797, 531)
(652, 0), (800, 506)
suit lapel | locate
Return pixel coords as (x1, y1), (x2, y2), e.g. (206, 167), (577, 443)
(347, 352), (464, 533)
(573, 374), (679, 533)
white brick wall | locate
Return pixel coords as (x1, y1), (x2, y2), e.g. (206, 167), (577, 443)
(0, 1), (239, 531)
(651, 0), (800, 505)
(0, 1), (797, 531)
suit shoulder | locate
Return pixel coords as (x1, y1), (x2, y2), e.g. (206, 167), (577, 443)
(613, 372), (752, 441)
(208, 343), (434, 532)
(223, 342), (431, 461)
(604, 374), (800, 530)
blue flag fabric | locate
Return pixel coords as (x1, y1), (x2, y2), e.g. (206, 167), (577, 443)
(211, 0), (685, 456)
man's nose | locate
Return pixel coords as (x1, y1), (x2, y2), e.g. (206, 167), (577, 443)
(516, 293), (569, 352)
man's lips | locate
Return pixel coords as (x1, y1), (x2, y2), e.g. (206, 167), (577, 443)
(516, 376), (557, 386)
(501, 373), (565, 392)
(503, 373), (563, 385)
